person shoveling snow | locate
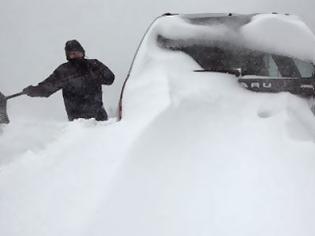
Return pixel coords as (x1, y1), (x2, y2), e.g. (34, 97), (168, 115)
(22, 40), (115, 121)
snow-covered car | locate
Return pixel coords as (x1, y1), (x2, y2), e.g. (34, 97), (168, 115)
(108, 13), (315, 236)
(120, 13), (315, 119)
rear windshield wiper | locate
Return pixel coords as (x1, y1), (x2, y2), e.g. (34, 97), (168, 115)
(194, 68), (242, 77)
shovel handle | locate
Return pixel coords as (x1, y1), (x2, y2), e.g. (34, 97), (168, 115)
(6, 92), (25, 100)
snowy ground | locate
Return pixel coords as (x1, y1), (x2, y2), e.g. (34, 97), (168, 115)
(1, 78), (315, 236)
(0, 118), (135, 235)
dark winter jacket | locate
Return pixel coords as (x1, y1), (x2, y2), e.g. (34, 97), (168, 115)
(25, 59), (114, 121)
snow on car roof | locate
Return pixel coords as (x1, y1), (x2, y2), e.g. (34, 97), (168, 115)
(158, 13), (315, 62)
(241, 14), (315, 63)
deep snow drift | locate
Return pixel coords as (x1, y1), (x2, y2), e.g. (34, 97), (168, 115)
(1, 13), (315, 236)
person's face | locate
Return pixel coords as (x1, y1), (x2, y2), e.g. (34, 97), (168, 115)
(67, 51), (84, 59)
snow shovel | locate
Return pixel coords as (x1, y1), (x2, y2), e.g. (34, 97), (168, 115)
(0, 91), (24, 124)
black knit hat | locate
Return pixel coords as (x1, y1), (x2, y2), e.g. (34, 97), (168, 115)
(65, 40), (85, 55)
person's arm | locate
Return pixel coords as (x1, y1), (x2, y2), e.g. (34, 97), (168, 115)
(23, 67), (65, 97)
(89, 59), (115, 85)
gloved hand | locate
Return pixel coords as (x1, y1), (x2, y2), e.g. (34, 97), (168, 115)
(23, 86), (38, 97)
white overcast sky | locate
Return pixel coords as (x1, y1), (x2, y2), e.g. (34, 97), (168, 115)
(0, 0), (314, 120)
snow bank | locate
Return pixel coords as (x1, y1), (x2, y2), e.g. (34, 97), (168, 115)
(0, 120), (65, 166)
(91, 93), (315, 236)
(0, 118), (139, 236)
(97, 74), (315, 236)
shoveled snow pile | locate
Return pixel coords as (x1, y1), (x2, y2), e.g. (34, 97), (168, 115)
(1, 13), (315, 236)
